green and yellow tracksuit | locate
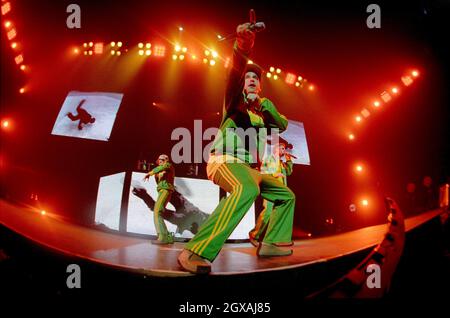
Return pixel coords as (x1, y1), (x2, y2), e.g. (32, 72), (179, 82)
(185, 42), (296, 262)
(148, 162), (175, 240)
(250, 155), (294, 241)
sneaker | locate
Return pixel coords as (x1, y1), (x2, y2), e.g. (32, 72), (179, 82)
(177, 249), (211, 274)
(257, 243), (293, 257)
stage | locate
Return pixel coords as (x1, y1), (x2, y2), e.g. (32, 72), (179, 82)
(0, 199), (444, 277)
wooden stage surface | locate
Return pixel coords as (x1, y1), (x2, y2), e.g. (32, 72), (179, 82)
(0, 199), (443, 277)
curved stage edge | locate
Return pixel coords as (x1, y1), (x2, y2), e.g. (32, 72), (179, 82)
(0, 200), (444, 278)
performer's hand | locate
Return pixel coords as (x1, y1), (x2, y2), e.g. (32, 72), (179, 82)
(143, 173), (150, 182)
(236, 23), (255, 51)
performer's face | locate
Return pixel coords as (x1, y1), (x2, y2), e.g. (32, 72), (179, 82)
(278, 144), (286, 157)
(244, 72), (261, 95)
(157, 158), (167, 165)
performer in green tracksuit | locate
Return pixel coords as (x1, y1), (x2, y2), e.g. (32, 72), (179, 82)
(143, 154), (175, 245)
(178, 21), (296, 274)
(249, 138), (294, 247)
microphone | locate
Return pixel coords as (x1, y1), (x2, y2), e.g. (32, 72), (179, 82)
(218, 9), (265, 42)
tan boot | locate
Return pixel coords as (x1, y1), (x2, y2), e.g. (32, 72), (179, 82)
(257, 243), (293, 257)
(177, 249), (211, 274)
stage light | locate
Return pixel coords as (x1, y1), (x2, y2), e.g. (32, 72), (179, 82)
(4, 20), (11, 28)
(295, 82), (300, 87)
(217, 34), (222, 39)
(361, 199), (369, 206)
(179, 54), (185, 60)
(41, 210), (46, 215)
(203, 58), (208, 64)
(349, 204), (356, 212)
(216, 112), (220, 115)
(297, 75), (303, 81)
(381, 91), (392, 102)
(111, 41), (116, 47)
(94, 42), (103, 54)
(348, 133), (355, 141)
(411, 70), (419, 77)
(355, 164), (363, 173)
(110, 50), (115, 55)
(308, 84), (315, 91)
(11, 42), (17, 49)
(83, 42), (88, 48)
(116, 51), (121, 56)
(138, 43), (143, 48)
(172, 54), (178, 60)
(224, 57), (230, 68)
(14, 54), (23, 64)
(153, 45), (165, 57)
(182, 47), (187, 53)
(20, 65), (26, 71)
(88, 50), (93, 55)
(211, 50), (218, 58)
(178, 26), (183, 31)
(191, 54), (197, 60)
(145, 49), (151, 56)
(273, 74), (278, 80)
(175, 44), (181, 52)
(138, 49), (144, 56)
(1, 2), (11, 16)
(117, 41), (122, 47)
(391, 87), (399, 94)
(19, 87), (25, 94)
(355, 115), (362, 123)
(146, 43), (151, 49)
(276, 68), (281, 74)
(247, 60), (253, 64)
(266, 73), (272, 78)
(361, 108), (370, 118)
(307, 233), (312, 237)
(6, 28), (16, 40)
(209, 59), (216, 66)
(152, 102), (157, 106)
(89, 42), (93, 47)
(401, 75), (413, 86)
(1, 120), (9, 129)
(73, 47), (80, 54)
(373, 100), (380, 107)
(285, 73), (296, 85)
(204, 50), (210, 56)
(84, 51), (88, 56)
(269, 66), (275, 73)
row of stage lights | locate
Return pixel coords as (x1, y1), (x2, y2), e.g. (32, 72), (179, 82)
(2, 0), (27, 94)
(73, 39), (316, 92)
(345, 68), (421, 213)
(347, 69), (420, 141)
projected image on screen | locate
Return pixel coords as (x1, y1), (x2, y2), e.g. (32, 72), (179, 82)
(265, 120), (310, 166)
(94, 172), (125, 231)
(51, 91), (123, 141)
(127, 173), (255, 240)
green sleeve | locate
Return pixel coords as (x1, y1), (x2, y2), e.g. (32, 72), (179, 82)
(285, 160), (294, 176)
(223, 42), (251, 115)
(260, 98), (288, 132)
(150, 162), (171, 175)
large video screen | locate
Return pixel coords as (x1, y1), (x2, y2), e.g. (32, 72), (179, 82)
(51, 91), (123, 141)
(127, 173), (255, 240)
(94, 172), (125, 230)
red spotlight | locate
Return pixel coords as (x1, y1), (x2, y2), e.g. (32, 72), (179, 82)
(4, 20), (11, 28)
(94, 42), (104, 54)
(1, 2), (11, 16)
(411, 70), (419, 77)
(285, 73), (296, 85)
(41, 210), (46, 215)
(361, 199), (369, 207)
(20, 64), (26, 71)
(7, 27), (16, 40)
(11, 42), (17, 49)
(19, 87), (25, 94)
(153, 45), (166, 57)
(348, 133), (355, 141)
(391, 87), (399, 94)
(308, 84), (315, 91)
(381, 91), (392, 102)
(1, 119), (10, 129)
(14, 54), (23, 65)
(355, 115), (362, 123)
(355, 164), (363, 173)
(373, 100), (380, 107)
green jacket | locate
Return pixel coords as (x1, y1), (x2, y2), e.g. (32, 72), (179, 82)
(149, 162), (175, 191)
(260, 155), (293, 186)
(210, 43), (288, 165)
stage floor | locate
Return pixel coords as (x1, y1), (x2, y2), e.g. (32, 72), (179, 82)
(0, 200), (443, 276)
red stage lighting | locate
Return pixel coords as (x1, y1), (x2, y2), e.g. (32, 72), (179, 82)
(355, 115), (362, 123)
(391, 87), (399, 94)
(308, 84), (315, 91)
(285, 73), (296, 85)
(355, 164), (363, 173)
(19, 87), (25, 94)
(224, 57), (230, 68)
(20, 65), (26, 71)
(94, 42), (104, 54)
(41, 210), (46, 215)
(14, 54), (23, 65)
(348, 133), (355, 141)
(373, 100), (380, 107)
(4, 20), (11, 28)
(411, 70), (419, 77)
(381, 91), (392, 102)
(401, 76), (413, 86)
(1, 119), (9, 129)
(1, 2), (11, 16)
(153, 45), (165, 57)
(361, 199), (369, 206)
(11, 42), (17, 49)
(7, 27), (16, 40)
